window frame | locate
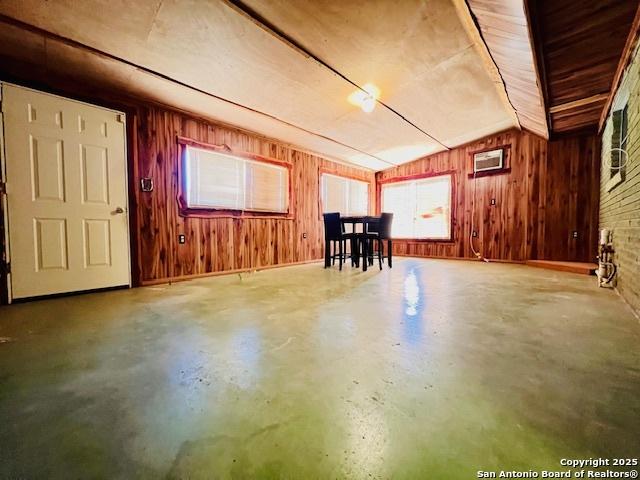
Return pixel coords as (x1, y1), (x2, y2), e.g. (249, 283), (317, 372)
(377, 171), (455, 242)
(177, 136), (293, 219)
(318, 168), (372, 217)
(610, 104), (628, 181)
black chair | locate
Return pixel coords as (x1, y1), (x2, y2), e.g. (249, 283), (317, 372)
(323, 213), (358, 270)
(362, 213), (393, 270)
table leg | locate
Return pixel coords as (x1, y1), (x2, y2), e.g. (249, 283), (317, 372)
(362, 236), (368, 272)
(350, 237), (358, 267)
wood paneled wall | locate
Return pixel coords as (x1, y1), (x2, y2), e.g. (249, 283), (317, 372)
(131, 105), (375, 285)
(533, 133), (600, 262)
(0, 77), (599, 296)
(376, 129), (600, 262)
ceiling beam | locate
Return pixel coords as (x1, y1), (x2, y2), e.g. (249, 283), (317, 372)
(549, 93), (609, 113)
(523, 0), (554, 133)
(523, 0), (550, 136)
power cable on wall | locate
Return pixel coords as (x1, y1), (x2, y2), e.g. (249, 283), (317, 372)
(469, 170), (489, 262)
(603, 132), (629, 170)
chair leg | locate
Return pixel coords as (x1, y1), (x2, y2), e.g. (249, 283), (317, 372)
(346, 239), (350, 265)
(324, 239), (330, 268)
(349, 238), (355, 266)
(379, 240), (384, 269)
(332, 240), (336, 265)
(352, 238), (358, 267)
(371, 240), (376, 267)
(387, 239), (392, 268)
(339, 239), (343, 271)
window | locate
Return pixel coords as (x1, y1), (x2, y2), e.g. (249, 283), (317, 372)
(321, 173), (369, 216)
(611, 104), (628, 180)
(381, 174), (452, 239)
(184, 145), (289, 213)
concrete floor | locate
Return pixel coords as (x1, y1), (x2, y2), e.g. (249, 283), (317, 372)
(0, 258), (639, 479)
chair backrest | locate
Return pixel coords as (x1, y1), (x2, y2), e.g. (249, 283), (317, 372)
(378, 212), (393, 239)
(323, 212), (342, 240)
(364, 216), (380, 234)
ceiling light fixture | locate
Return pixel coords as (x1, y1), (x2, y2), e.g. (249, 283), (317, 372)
(348, 83), (380, 113)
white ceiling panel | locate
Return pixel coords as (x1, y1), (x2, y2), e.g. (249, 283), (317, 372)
(0, 22), (392, 170)
(0, 0), (519, 170)
(240, 0), (517, 146)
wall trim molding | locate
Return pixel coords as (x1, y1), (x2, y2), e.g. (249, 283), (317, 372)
(140, 258), (324, 287)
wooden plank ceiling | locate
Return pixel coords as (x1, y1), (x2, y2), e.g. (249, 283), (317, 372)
(530, 0), (639, 134)
(466, 0), (548, 138)
(0, 0), (521, 170)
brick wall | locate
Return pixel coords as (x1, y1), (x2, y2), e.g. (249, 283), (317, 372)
(600, 42), (640, 313)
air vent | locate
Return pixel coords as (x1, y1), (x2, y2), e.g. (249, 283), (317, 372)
(474, 149), (503, 173)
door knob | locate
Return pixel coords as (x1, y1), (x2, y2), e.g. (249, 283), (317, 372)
(113, 207), (125, 214)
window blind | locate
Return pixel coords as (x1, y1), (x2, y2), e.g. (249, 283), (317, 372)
(185, 146), (288, 213)
(381, 175), (451, 239)
(321, 173), (368, 216)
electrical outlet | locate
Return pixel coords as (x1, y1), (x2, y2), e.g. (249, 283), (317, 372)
(178, 234), (186, 244)
(572, 231), (578, 239)
(302, 232), (307, 239)
(490, 198), (496, 206)
(140, 178), (154, 192)
(472, 230), (478, 238)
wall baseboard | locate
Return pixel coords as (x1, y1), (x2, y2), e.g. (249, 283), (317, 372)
(393, 254), (525, 264)
(140, 258), (324, 287)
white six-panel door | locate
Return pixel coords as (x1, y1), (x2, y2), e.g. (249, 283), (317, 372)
(1, 83), (130, 299)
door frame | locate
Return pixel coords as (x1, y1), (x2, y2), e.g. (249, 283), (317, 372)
(0, 84), (11, 303)
(0, 81), (132, 303)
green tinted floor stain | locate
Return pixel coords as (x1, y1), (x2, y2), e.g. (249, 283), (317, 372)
(0, 259), (638, 479)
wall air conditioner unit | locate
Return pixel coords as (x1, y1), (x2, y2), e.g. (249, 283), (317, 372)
(473, 148), (504, 173)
